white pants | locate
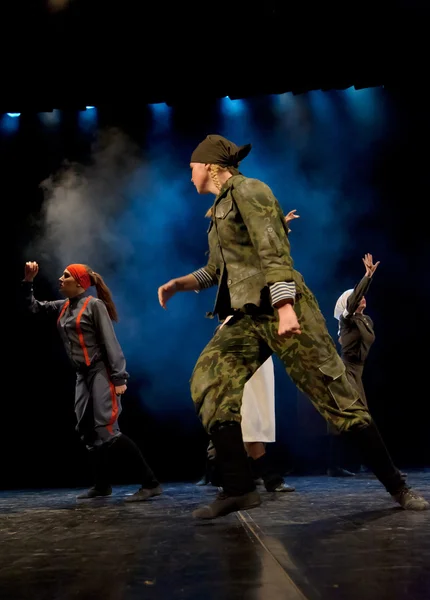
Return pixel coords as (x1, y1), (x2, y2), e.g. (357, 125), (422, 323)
(241, 356), (276, 443)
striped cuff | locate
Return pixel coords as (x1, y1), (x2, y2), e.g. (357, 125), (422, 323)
(191, 268), (216, 290)
(269, 281), (296, 306)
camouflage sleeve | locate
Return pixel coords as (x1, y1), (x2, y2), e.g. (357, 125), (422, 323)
(233, 178), (297, 287)
(191, 245), (219, 291)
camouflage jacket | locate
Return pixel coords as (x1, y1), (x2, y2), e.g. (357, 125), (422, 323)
(193, 175), (304, 320)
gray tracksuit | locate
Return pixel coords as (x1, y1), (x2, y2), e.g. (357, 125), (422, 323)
(22, 281), (129, 448)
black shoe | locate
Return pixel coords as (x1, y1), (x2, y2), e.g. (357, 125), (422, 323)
(192, 490), (261, 520)
(196, 457), (221, 487)
(251, 455), (291, 491)
(76, 485), (112, 500)
(327, 467), (355, 477)
(391, 486), (429, 511)
(124, 485), (163, 503)
(196, 474), (211, 486)
(196, 463), (222, 486)
(266, 481), (296, 492)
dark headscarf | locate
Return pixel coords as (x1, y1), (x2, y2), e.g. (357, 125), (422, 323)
(190, 134), (251, 175)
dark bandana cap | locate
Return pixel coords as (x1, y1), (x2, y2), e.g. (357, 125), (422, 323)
(190, 134), (252, 174)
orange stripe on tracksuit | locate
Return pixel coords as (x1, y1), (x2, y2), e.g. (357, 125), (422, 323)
(75, 296), (92, 366)
(106, 379), (119, 434)
(57, 300), (70, 324)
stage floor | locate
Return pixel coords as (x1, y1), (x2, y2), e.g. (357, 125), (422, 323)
(1, 471), (429, 599)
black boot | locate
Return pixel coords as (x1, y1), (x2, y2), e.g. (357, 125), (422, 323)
(192, 422), (261, 520)
(345, 422), (429, 511)
(252, 454), (295, 492)
(107, 434), (162, 502)
(77, 444), (112, 500)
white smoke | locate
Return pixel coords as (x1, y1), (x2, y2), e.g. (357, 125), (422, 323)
(30, 127), (146, 281)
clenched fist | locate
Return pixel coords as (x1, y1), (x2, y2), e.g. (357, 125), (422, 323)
(25, 261), (39, 282)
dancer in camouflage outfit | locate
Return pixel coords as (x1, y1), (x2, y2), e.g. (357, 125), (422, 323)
(158, 134), (428, 519)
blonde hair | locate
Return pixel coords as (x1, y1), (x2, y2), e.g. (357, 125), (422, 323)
(205, 164), (234, 218)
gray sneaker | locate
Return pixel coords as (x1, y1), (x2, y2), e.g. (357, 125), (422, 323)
(391, 487), (429, 511)
(76, 486), (112, 500)
(124, 485), (163, 503)
(192, 489), (261, 520)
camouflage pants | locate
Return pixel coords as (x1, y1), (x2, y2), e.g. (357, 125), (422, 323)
(190, 285), (372, 434)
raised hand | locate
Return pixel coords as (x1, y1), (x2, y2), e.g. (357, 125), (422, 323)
(25, 261), (39, 282)
(285, 209), (300, 225)
(362, 253), (380, 278)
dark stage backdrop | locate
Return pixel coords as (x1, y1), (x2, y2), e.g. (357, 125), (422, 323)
(4, 88), (429, 490)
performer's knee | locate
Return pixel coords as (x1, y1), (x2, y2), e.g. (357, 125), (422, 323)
(93, 426), (121, 446)
(317, 355), (361, 411)
(346, 413), (374, 432)
(206, 408), (242, 435)
(328, 410), (373, 433)
(78, 427), (97, 449)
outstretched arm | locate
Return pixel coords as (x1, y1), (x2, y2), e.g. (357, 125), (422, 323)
(158, 246), (219, 309)
(345, 253), (380, 316)
(22, 261), (65, 315)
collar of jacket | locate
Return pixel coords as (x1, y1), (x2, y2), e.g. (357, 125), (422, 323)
(213, 174), (244, 205)
(69, 291), (88, 307)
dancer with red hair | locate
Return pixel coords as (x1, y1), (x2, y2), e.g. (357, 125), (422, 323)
(22, 261), (162, 503)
